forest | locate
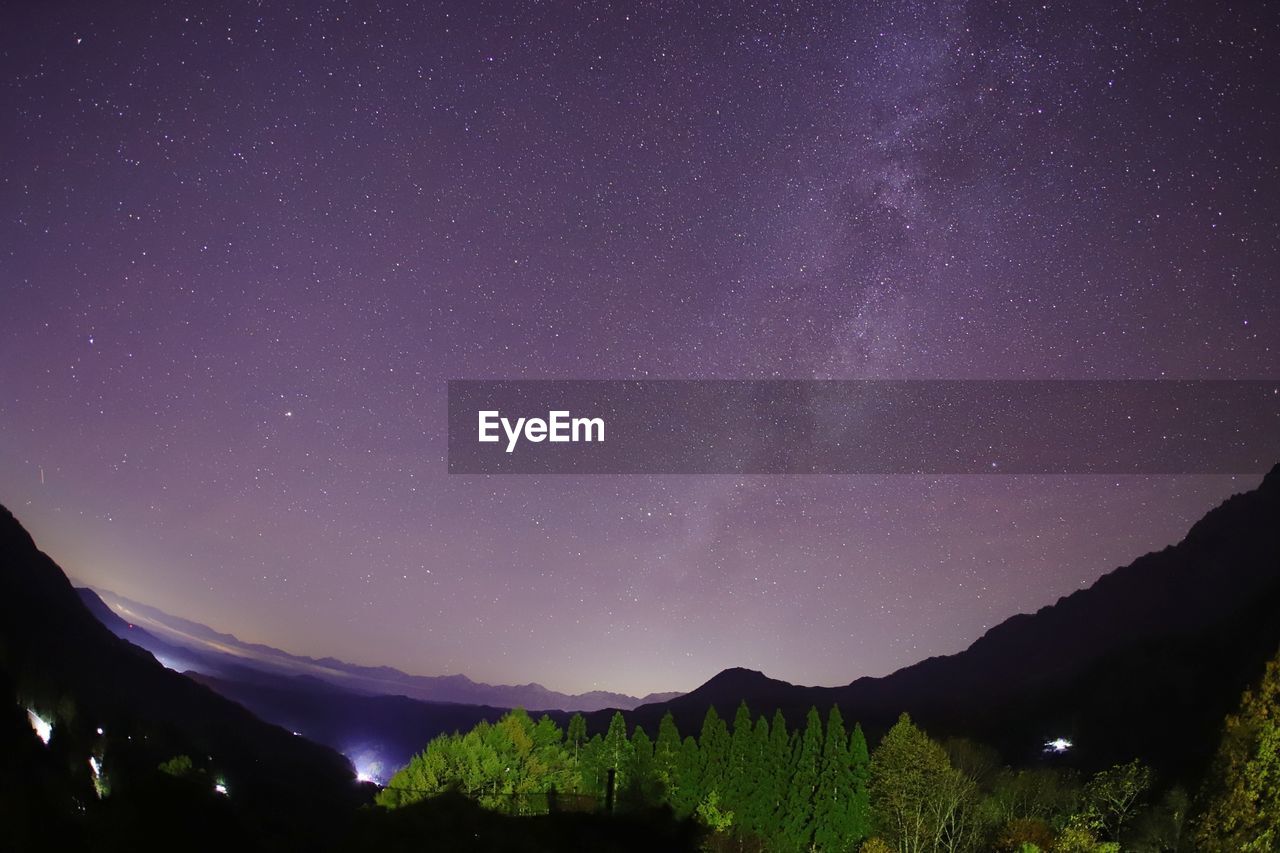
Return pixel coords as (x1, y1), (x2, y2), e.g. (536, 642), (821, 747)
(379, 648), (1280, 853)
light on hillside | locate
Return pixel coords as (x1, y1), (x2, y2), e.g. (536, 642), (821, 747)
(27, 709), (52, 745)
(1044, 737), (1073, 754)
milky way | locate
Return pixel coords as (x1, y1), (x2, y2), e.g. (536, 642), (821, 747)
(2, 1), (1276, 695)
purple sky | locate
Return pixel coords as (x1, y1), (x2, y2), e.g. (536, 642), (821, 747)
(1, 0), (1276, 696)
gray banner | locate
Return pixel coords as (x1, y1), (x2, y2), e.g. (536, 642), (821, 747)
(447, 380), (1280, 474)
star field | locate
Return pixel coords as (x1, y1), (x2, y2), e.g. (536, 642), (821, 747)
(1, 0), (1277, 695)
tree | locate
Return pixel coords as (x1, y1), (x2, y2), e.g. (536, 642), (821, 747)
(697, 789), (735, 835)
(699, 706), (730, 803)
(1195, 647), (1280, 852)
(735, 714), (772, 839)
(654, 711), (682, 799)
(763, 709), (793, 845)
(672, 735), (703, 817)
(601, 711), (631, 802)
(869, 712), (957, 853)
(1082, 759), (1152, 842)
(625, 725), (659, 806)
(725, 702), (757, 833)
(848, 723), (873, 844)
(813, 705), (855, 851)
(566, 712), (587, 792)
(782, 706), (823, 850)
(158, 754), (195, 779)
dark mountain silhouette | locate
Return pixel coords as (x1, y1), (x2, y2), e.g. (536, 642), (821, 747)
(1, 504), (702, 850)
(605, 466), (1280, 781)
(79, 586), (680, 712)
(0, 504), (369, 850)
(185, 671), (568, 782)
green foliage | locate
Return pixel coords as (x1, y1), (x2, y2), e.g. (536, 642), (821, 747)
(781, 706), (823, 850)
(1194, 647), (1280, 852)
(698, 706), (730, 804)
(378, 708), (576, 812)
(376, 697), (1249, 853)
(1081, 759), (1152, 841)
(158, 754), (195, 779)
(696, 790), (735, 834)
(671, 735), (703, 817)
(869, 712), (980, 853)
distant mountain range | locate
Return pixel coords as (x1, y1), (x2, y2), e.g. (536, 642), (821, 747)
(0, 504), (366, 849)
(76, 586), (680, 713)
(604, 465), (1280, 783)
(11, 463), (1279, 797)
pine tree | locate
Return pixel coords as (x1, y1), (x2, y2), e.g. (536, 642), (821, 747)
(654, 711), (681, 801)
(725, 702), (755, 826)
(699, 705), (730, 804)
(812, 705), (851, 850)
(742, 712), (768, 835)
(626, 725), (657, 806)
(603, 710), (631, 794)
(782, 707), (824, 851)
(672, 735), (703, 817)
(566, 713), (587, 792)
(763, 708), (793, 846)
(847, 722), (872, 844)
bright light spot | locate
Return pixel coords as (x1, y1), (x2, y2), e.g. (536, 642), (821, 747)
(27, 709), (52, 745)
(1044, 737), (1073, 754)
(214, 779), (229, 796)
(344, 746), (388, 786)
(96, 727), (104, 736)
(88, 756), (101, 777)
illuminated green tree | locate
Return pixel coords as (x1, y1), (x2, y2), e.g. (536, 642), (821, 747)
(1195, 648), (1280, 852)
(869, 712), (957, 852)
(654, 711), (681, 798)
(782, 706), (823, 850)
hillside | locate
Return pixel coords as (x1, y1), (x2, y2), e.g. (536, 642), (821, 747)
(610, 466), (1280, 780)
(0, 505), (367, 850)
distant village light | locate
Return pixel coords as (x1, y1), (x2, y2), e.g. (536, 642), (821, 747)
(1044, 737), (1073, 754)
(26, 709), (52, 745)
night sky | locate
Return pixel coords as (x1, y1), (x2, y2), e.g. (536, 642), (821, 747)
(2, 1), (1276, 697)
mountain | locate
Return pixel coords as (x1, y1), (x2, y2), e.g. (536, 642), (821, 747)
(186, 671), (533, 782)
(607, 465), (1280, 781)
(0, 504), (369, 850)
(79, 586), (679, 713)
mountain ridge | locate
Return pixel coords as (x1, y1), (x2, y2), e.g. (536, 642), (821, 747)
(610, 465), (1280, 781)
(82, 585), (681, 712)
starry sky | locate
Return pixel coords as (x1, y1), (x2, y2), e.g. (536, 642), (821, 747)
(1, 0), (1277, 697)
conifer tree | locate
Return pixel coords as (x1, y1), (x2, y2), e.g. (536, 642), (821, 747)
(565, 713), (587, 792)
(782, 706), (823, 850)
(738, 713), (772, 839)
(764, 708), (793, 845)
(654, 711), (681, 800)
(699, 705), (730, 804)
(725, 702), (756, 824)
(626, 725), (658, 806)
(672, 734), (703, 817)
(847, 722), (873, 844)
(603, 710), (631, 793)
(813, 705), (860, 851)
